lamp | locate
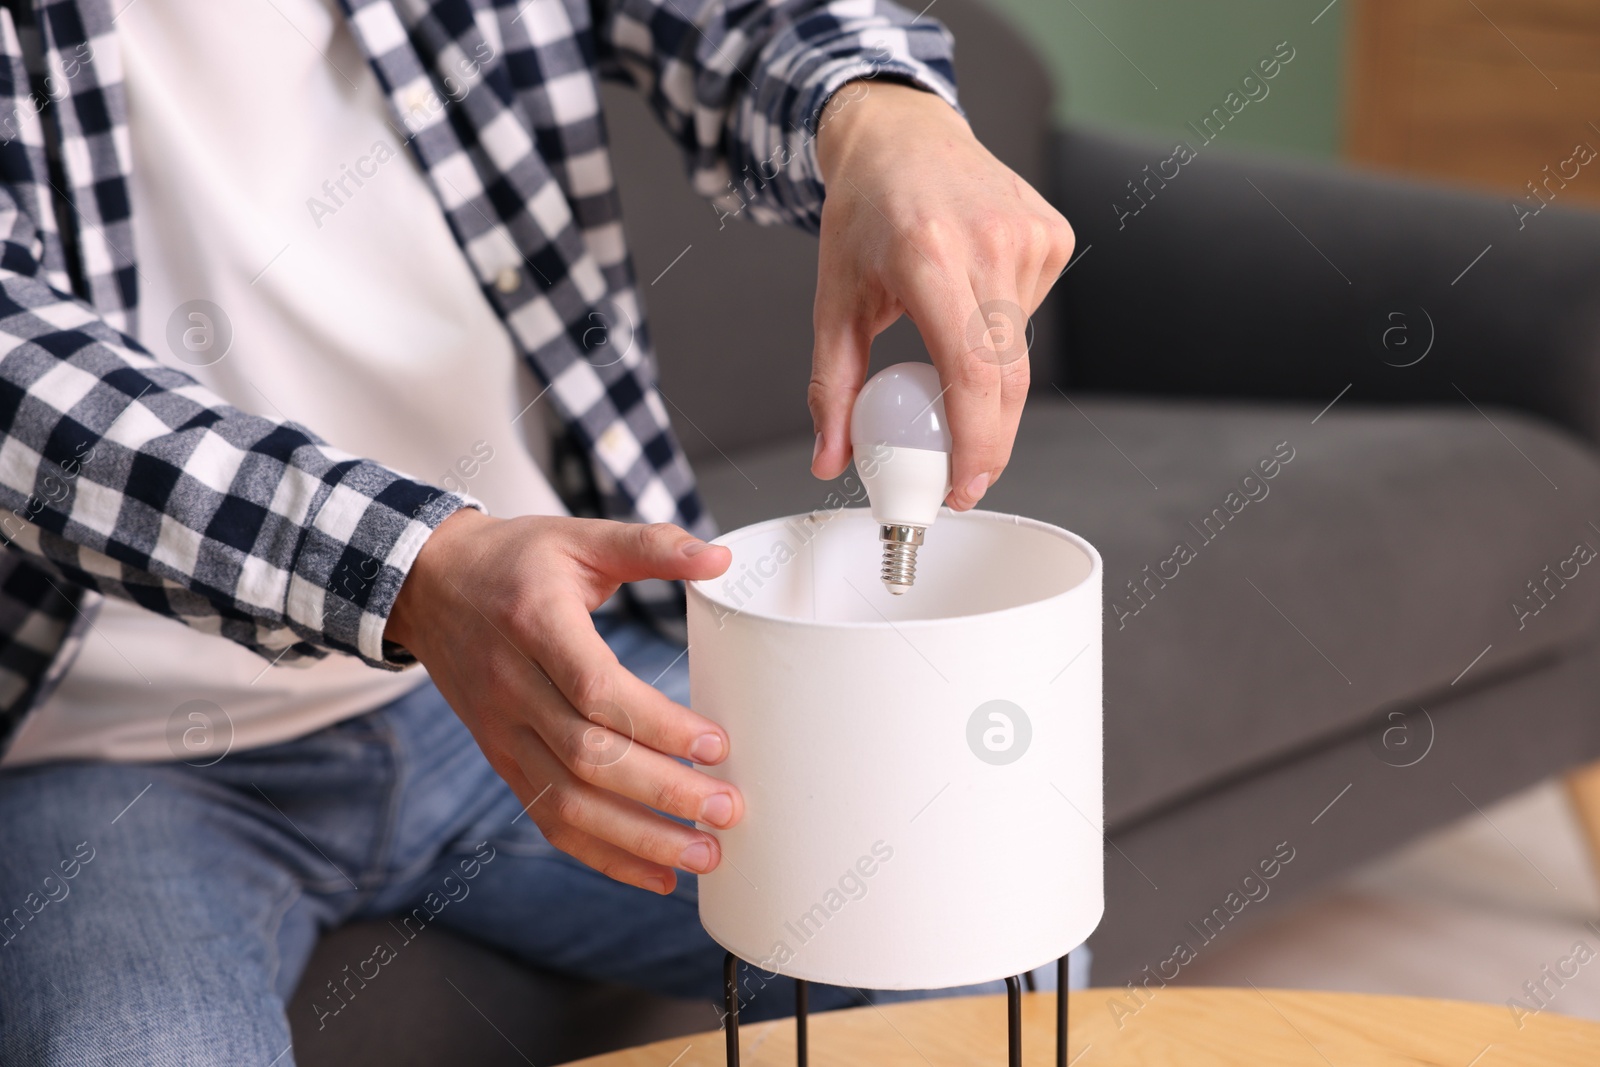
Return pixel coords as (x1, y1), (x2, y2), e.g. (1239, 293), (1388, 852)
(688, 506), (1103, 1063)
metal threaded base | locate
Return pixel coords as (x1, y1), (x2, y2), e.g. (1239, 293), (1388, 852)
(879, 524), (925, 594)
(881, 541), (919, 591)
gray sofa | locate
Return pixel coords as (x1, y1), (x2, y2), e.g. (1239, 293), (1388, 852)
(289, 1), (1600, 1062)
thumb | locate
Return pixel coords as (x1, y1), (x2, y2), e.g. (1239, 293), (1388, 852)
(809, 269), (876, 481)
(581, 521), (731, 585)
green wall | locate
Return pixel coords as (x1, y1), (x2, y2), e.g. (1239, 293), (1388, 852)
(981, 0), (1348, 158)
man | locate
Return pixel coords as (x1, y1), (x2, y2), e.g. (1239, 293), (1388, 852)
(0, 0), (1072, 1059)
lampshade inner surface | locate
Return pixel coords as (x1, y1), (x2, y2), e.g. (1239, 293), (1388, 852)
(694, 508), (1095, 626)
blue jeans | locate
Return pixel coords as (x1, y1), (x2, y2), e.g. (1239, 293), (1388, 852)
(0, 616), (1064, 1066)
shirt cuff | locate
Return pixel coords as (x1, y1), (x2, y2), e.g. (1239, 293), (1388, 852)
(794, 58), (963, 220)
(287, 459), (483, 669)
(721, 25), (960, 233)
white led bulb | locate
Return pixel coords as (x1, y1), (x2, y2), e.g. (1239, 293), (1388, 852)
(850, 362), (953, 594)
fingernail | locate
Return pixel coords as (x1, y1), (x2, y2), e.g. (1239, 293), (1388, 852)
(680, 840), (714, 873)
(642, 876), (670, 895)
(689, 733), (724, 763)
(965, 471), (990, 501)
(682, 540), (711, 557)
(812, 431), (824, 465)
(700, 792), (734, 827)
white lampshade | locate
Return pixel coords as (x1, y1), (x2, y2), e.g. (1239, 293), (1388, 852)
(688, 507), (1103, 990)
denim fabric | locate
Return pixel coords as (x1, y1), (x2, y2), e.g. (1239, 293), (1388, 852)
(0, 616), (1077, 1066)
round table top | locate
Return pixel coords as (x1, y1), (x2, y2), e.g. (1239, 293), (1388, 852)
(558, 987), (1600, 1066)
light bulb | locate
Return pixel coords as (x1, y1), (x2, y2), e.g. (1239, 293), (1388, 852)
(850, 362), (953, 594)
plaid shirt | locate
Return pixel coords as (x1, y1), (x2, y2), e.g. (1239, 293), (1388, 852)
(0, 0), (956, 749)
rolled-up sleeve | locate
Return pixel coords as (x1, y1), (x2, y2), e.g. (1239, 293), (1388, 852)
(593, 0), (959, 231)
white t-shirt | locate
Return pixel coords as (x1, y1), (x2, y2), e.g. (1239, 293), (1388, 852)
(2, 0), (568, 766)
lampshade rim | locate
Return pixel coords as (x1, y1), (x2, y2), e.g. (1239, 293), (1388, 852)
(687, 508), (1102, 631)
(700, 907), (1104, 990)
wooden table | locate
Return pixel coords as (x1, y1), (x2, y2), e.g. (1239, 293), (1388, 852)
(558, 988), (1600, 1066)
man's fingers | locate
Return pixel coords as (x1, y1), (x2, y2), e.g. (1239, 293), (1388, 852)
(530, 599), (734, 769)
(521, 610), (742, 830)
(809, 258), (878, 481)
(893, 259), (1016, 510)
(552, 783), (721, 874)
(503, 760), (680, 894)
(1027, 207), (1077, 311)
(566, 734), (744, 829)
(966, 273), (1031, 495)
(580, 521), (730, 585)
(510, 734), (723, 875)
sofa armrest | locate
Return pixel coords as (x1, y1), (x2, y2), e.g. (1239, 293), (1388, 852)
(1044, 125), (1600, 446)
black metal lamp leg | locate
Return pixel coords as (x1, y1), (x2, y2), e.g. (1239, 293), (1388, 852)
(724, 952), (740, 1067)
(1005, 975), (1023, 1067)
(726, 952), (1065, 1067)
(1057, 952), (1070, 1067)
(795, 979), (809, 1067)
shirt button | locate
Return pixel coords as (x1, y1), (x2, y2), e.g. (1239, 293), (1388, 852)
(494, 267), (521, 294)
(404, 86), (431, 114)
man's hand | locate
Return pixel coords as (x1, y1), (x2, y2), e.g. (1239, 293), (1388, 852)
(386, 508), (739, 894)
(811, 82), (1075, 509)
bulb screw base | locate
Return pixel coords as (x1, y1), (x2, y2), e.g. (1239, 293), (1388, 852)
(879, 524), (925, 594)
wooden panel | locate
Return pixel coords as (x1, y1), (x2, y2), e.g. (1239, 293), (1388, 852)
(561, 989), (1600, 1066)
(1566, 758), (1600, 894)
(1346, 0), (1600, 207)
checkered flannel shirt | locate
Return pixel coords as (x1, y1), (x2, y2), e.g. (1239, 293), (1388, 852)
(0, 0), (957, 747)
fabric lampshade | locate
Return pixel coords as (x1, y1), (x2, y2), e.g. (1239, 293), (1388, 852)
(688, 508), (1103, 989)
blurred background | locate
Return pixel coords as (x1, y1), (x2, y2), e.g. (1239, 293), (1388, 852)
(992, 0), (1595, 200)
(981, 0), (1600, 1019)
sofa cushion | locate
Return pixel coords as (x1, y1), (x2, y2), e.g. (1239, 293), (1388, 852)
(289, 921), (710, 1066)
(694, 397), (1600, 825)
